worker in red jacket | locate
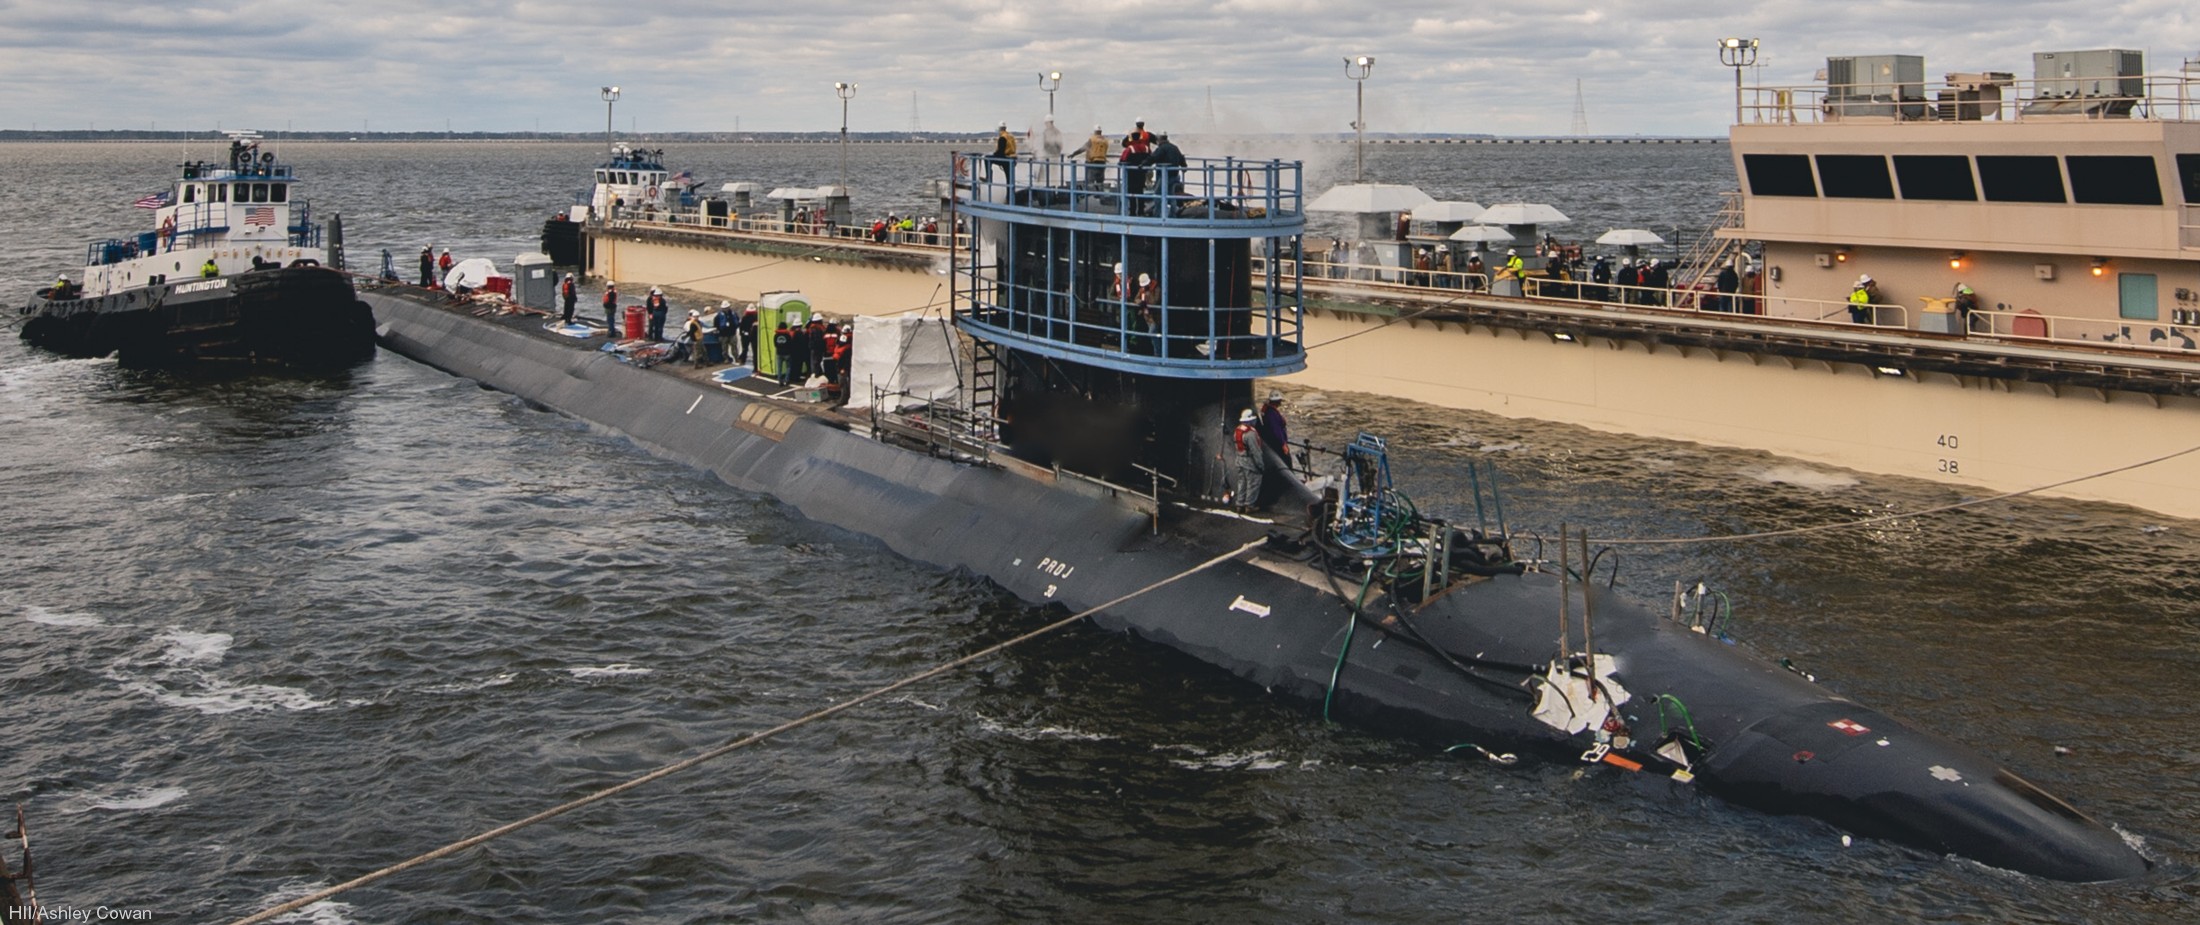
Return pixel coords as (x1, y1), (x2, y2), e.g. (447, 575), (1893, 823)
(1231, 408), (1263, 512)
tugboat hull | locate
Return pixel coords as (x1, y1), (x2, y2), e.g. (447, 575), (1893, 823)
(19, 266), (373, 367)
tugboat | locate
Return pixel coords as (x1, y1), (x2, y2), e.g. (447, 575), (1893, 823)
(15, 131), (373, 366)
(539, 143), (702, 267)
(359, 148), (2149, 882)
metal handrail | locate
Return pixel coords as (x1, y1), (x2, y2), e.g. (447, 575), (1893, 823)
(952, 151), (1304, 225)
(957, 280), (1302, 365)
(1741, 72), (2200, 125)
(1968, 307), (2200, 352)
(1520, 278), (1911, 328)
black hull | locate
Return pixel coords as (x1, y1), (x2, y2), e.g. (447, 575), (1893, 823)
(540, 217), (583, 268)
(18, 266), (374, 367)
(359, 286), (2149, 883)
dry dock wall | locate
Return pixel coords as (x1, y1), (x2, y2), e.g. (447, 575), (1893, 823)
(1288, 309), (2200, 520)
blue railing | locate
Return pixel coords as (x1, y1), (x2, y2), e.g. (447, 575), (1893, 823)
(951, 150), (1309, 379)
(86, 239), (142, 266)
(959, 288), (1305, 378)
(953, 152), (1303, 232)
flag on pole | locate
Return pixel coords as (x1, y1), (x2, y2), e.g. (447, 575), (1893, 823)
(244, 206), (277, 226)
(133, 190), (175, 209)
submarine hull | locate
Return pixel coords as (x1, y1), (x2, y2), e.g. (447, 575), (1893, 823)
(360, 286), (2147, 882)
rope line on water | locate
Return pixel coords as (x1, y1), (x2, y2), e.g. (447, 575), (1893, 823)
(225, 537), (1268, 925)
(1599, 440), (2200, 546)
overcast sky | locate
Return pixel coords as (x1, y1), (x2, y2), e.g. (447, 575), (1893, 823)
(3, 1), (2194, 137)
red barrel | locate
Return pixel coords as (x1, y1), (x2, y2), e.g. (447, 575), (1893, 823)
(622, 305), (646, 340)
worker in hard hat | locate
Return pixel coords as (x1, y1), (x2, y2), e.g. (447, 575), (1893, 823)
(1848, 275), (1879, 325)
(1084, 124), (1110, 188)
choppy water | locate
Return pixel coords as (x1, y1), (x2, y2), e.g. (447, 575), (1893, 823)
(4, 142), (2198, 923)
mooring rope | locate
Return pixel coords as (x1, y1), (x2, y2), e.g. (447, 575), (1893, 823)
(1599, 441), (2200, 546)
(225, 537), (1269, 925)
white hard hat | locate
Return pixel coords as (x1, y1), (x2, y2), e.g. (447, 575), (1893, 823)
(688, 309), (700, 317)
(1266, 391), (1283, 403)
(999, 121), (1008, 129)
(1138, 272), (1151, 286)
(650, 286), (662, 294)
(1239, 409), (1256, 423)
(1094, 124), (1103, 132)
(1857, 274), (1872, 286)
(720, 300), (732, 308)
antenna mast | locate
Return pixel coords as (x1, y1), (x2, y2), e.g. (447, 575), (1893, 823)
(1571, 79), (1589, 135)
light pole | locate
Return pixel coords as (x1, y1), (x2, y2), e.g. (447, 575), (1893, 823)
(1038, 71), (1061, 115)
(1718, 38), (1760, 124)
(600, 86), (620, 154)
(1344, 55), (1374, 182)
(835, 81), (858, 189)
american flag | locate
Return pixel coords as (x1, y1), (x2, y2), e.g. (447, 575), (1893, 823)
(133, 190), (174, 209)
(243, 206), (277, 227)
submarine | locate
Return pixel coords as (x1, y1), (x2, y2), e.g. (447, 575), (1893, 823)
(357, 151), (2149, 882)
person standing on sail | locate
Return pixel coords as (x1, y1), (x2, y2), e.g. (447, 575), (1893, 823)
(601, 283), (620, 338)
(1120, 120), (1155, 197)
(560, 273), (578, 325)
(1232, 409), (1264, 512)
(989, 122), (1018, 181)
(1083, 125), (1110, 189)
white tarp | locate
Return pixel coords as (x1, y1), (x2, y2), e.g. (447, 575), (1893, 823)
(845, 315), (960, 412)
(443, 257), (500, 291)
(1530, 654), (1633, 736)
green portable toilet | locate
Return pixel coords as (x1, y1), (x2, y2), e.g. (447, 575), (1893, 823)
(756, 291), (811, 377)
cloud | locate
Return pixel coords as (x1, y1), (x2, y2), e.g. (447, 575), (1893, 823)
(0, 1), (2190, 135)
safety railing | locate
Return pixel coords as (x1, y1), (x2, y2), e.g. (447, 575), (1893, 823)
(600, 209), (964, 250)
(1968, 308), (2200, 352)
(1741, 73), (2200, 125)
(1257, 254), (1494, 292)
(1515, 277), (1913, 329)
(958, 276), (1304, 374)
(952, 152), (1303, 229)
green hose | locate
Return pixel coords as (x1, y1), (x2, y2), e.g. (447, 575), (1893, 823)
(1323, 565), (1379, 723)
(1656, 694), (1705, 751)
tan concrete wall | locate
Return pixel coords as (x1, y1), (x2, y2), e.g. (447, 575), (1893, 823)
(1285, 309), (2200, 520)
(591, 234), (949, 317)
